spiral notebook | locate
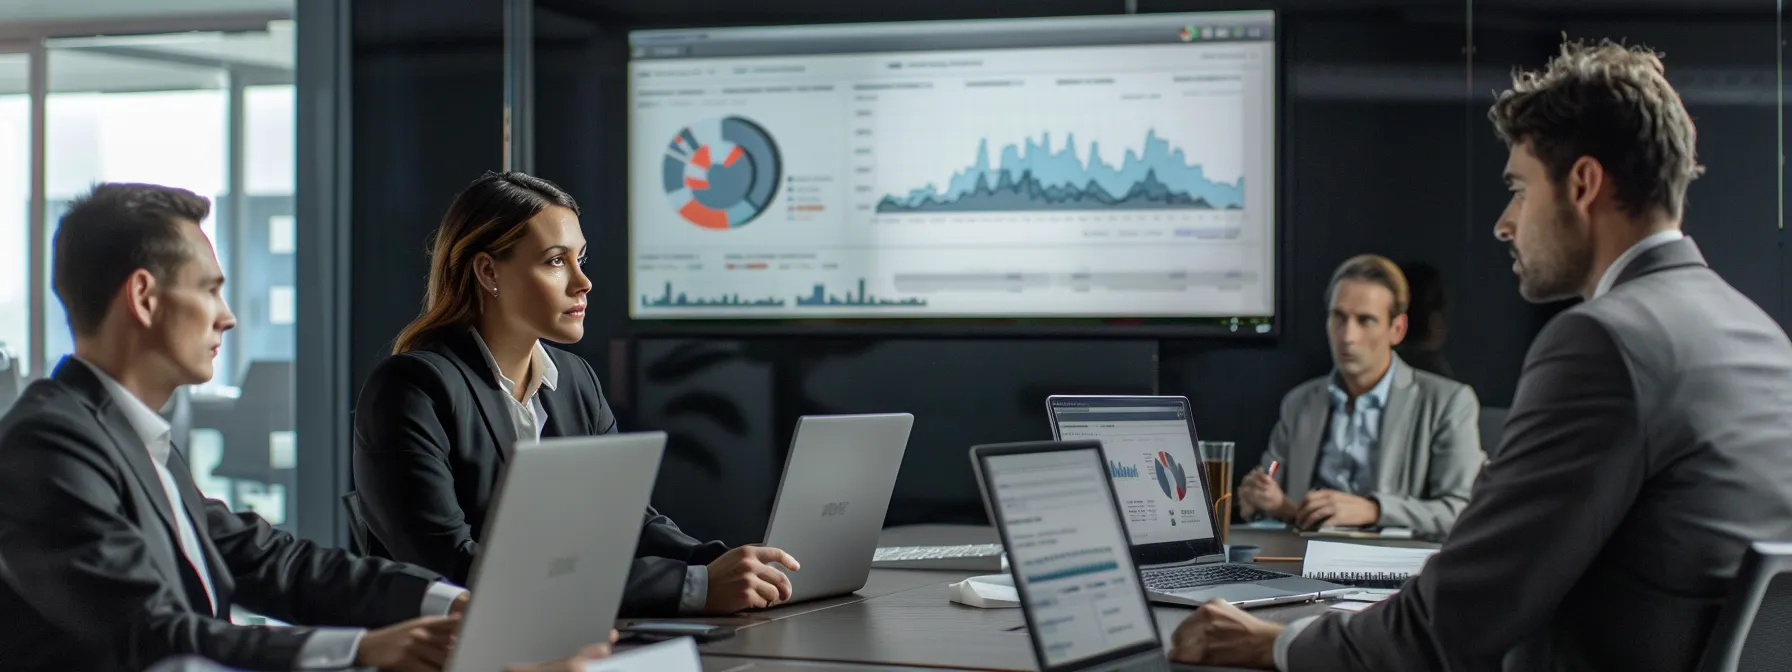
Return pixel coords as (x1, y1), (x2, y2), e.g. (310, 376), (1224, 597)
(1302, 540), (1439, 588)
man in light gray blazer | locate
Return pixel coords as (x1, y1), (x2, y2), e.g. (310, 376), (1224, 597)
(1170, 40), (1792, 672)
(1240, 255), (1482, 539)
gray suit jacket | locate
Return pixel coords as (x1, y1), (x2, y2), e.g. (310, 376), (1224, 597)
(1288, 238), (1792, 671)
(1261, 354), (1483, 537)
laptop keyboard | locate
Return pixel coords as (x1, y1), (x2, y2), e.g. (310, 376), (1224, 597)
(874, 544), (1003, 562)
(871, 544), (1006, 571)
(1145, 564), (1289, 591)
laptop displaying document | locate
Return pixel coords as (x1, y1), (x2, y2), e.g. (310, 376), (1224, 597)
(1046, 395), (1348, 607)
(761, 412), (915, 603)
(444, 432), (668, 672)
(971, 440), (1171, 672)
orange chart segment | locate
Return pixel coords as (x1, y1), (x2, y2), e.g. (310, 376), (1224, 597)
(661, 116), (782, 229)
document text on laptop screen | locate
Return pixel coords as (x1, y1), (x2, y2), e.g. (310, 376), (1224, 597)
(987, 449), (1158, 667)
(1052, 400), (1213, 545)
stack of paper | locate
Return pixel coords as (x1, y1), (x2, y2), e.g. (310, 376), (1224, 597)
(1302, 540), (1438, 579)
(1306, 525), (1415, 539)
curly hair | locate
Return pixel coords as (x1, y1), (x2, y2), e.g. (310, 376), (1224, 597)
(1488, 39), (1705, 218)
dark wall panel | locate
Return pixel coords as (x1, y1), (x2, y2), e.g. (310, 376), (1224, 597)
(632, 339), (1158, 545)
(349, 2), (506, 394)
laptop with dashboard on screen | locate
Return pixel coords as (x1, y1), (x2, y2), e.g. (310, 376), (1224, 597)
(971, 440), (1172, 672)
(1045, 395), (1349, 608)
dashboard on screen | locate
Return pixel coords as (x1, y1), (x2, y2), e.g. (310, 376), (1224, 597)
(627, 12), (1277, 326)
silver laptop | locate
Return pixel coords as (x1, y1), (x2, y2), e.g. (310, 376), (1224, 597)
(445, 432), (669, 672)
(971, 441), (1171, 672)
(761, 413), (915, 603)
(1046, 395), (1348, 608)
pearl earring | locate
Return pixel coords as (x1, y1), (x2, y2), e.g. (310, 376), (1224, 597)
(491, 286), (499, 297)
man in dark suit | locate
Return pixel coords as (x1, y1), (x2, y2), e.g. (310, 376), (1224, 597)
(1169, 40), (1792, 671)
(0, 183), (476, 671)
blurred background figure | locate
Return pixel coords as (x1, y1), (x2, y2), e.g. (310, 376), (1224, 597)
(1397, 261), (1454, 379)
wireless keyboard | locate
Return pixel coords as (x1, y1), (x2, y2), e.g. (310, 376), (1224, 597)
(871, 544), (1006, 571)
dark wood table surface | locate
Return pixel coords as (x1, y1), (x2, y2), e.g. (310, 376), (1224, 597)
(659, 524), (1433, 671)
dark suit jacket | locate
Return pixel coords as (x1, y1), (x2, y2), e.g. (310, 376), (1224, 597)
(1289, 238), (1792, 671)
(0, 359), (442, 672)
(352, 331), (728, 617)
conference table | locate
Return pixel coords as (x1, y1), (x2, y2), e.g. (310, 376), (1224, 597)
(621, 524), (1438, 672)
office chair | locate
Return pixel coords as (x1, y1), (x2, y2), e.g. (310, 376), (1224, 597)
(210, 361), (295, 520)
(1697, 541), (1792, 671)
(1477, 406), (1509, 459)
(0, 343), (22, 413)
(163, 386), (193, 457)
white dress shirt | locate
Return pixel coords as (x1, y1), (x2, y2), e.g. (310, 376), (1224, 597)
(1268, 229), (1689, 670)
(1592, 229), (1686, 299)
(82, 360), (222, 615)
(468, 328), (560, 447)
(78, 358), (467, 670)
(467, 329), (711, 614)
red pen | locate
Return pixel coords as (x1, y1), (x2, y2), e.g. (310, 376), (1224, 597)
(1268, 460), (1280, 478)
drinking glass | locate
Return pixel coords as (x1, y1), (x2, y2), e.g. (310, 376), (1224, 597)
(1198, 441), (1236, 543)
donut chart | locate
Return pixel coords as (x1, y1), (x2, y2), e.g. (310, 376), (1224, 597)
(661, 116), (782, 229)
(1155, 451), (1187, 501)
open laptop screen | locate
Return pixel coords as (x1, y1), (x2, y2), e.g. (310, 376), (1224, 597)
(982, 446), (1159, 669)
(1048, 396), (1218, 566)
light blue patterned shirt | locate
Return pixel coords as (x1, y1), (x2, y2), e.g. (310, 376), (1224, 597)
(1314, 359), (1396, 494)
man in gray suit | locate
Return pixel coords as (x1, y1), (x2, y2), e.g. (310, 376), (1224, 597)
(1239, 254), (1482, 538)
(1170, 40), (1792, 671)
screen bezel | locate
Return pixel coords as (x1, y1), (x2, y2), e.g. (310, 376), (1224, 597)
(620, 10), (1283, 338)
(970, 441), (1165, 672)
(1044, 395), (1223, 568)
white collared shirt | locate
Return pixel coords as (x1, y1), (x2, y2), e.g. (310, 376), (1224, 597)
(1593, 229), (1686, 299)
(469, 328), (560, 446)
(78, 358), (221, 615)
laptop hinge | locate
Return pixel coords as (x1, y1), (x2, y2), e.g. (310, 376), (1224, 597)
(1149, 554), (1225, 571)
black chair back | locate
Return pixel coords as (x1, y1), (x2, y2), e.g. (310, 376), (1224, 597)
(1477, 406), (1509, 459)
(341, 491), (390, 559)
(1698, 541), (1792, 671)
(0, 344), (21, 414)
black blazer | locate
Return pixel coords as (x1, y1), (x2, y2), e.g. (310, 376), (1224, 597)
(0, 358), (441, 672)
(351, 330), (728, 617)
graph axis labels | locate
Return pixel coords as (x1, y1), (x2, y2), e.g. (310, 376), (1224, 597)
(662, 115), (782, 229)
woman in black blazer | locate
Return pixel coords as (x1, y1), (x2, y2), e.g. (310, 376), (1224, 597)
(352, 171), (799, 617)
